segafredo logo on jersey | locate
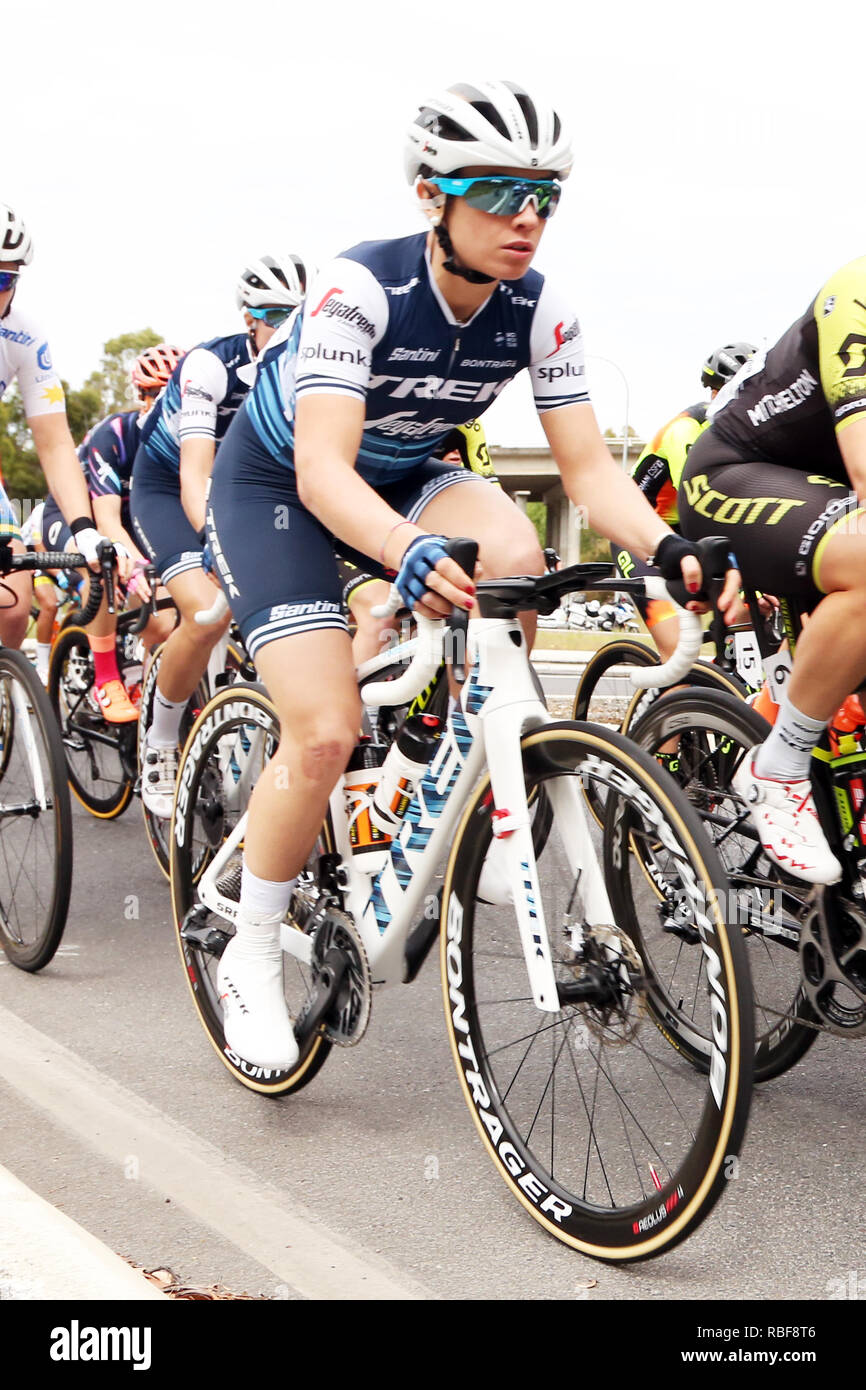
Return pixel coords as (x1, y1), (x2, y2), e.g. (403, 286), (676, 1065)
(545, 318), (580, 358)
(309, 287), (375, 338)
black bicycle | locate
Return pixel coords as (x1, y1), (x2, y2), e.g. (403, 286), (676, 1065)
(626, 585), (866, 1081)
(0, 540), (111, 970)
(48, 560), (173, 820)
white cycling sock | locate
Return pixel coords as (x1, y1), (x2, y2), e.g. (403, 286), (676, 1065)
(235, 866), (296, 948)
(753, 697), (827, 782)
(148, 688), (187, 748)
(36, 643), (50, 681)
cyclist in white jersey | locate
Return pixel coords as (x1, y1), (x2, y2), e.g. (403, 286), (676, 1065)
(0, 202), (129, 648)
(207, 81), (713, 1069)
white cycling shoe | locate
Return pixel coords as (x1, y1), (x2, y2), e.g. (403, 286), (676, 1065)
(217, 933), (299, 1071)
(476, 836), (515, 906)
(732, 748), (842, 886)
(141, 738), (179, 818)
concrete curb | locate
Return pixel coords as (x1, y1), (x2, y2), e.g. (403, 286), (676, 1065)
(0, 1163), (167, 1301)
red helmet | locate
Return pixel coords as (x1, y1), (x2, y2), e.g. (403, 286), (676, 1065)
(131, 343), (184, 393)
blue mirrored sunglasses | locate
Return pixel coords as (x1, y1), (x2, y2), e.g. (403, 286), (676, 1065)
(0, 271), (20, 293)
(247, 304), (294, 327)
(431, 176), (561, 219)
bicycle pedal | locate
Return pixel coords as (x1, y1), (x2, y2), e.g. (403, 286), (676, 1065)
(180, 906), (230, 957)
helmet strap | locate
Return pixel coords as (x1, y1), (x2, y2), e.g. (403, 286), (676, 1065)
(433, 221), (495, 286)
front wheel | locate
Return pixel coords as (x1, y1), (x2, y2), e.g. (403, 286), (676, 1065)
(0, 650), (73, 971)
(170, 682), (334, 1095)
(441, 721), (754, 1261)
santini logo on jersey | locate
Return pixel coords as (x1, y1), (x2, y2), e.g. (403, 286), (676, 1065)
(388, 347), (441, 363)
(0, 324), (34, 346)
(309, 287), (376, 339)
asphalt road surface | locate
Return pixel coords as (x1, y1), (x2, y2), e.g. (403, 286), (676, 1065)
(0, 781), (864, 1304)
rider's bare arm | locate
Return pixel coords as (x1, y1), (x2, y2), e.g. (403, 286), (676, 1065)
(541, 401), (703, 595)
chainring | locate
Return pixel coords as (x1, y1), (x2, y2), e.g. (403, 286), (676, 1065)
(799, 890), (866, 1037)
(311, 908), (372, 1047)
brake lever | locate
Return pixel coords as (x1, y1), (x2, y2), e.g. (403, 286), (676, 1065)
(97, 539), (117, 616)
(444, 537), (479, 684)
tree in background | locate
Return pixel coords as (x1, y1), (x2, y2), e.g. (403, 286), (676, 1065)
(83, 329), (164, 416)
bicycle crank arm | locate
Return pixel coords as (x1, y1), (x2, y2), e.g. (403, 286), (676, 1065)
(293, 947), (348, 1051)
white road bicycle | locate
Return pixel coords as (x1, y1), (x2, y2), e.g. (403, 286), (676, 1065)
(170, 541), (754, 1262)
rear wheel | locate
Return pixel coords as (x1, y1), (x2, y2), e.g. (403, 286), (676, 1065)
(572, 639), (745, 824)
(47, 625), (135, 819)
(138, 639), (247, 878)
(442, 721), (754, 1260)
(628, 688), (818, 1081)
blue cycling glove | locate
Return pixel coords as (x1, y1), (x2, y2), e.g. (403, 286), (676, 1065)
(394, 533), (450, 609)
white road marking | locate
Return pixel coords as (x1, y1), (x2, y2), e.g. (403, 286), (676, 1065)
(0, 1005), (432, 1301)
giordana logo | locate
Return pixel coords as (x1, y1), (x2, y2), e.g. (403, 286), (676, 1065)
(309, 287), (375, 339)
(50, 1320), (151, 1371)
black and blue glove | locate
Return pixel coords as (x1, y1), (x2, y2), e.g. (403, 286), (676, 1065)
(394, 533), (450, 610)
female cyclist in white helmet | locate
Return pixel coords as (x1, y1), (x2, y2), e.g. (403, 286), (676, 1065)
(205, 81), (717, 1069)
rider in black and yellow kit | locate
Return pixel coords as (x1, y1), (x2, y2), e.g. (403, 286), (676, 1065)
(680, 256), (866, 885)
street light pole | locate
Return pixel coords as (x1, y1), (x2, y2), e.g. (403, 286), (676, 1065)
(586, 354), (631, 469)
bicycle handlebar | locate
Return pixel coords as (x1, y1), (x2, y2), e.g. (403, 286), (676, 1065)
(128, 565), (160, 634)
(360, 616), (444, 707)
(629, 579), (703, 688)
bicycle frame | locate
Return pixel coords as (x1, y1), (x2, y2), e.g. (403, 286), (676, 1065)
(196, 613), (617, 1001)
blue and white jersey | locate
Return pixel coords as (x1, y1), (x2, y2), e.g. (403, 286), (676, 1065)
(138, 333), (256, 474)
(244, 233), (589, 487)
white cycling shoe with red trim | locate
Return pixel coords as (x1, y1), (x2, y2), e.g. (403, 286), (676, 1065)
(733, 748), (842, 886)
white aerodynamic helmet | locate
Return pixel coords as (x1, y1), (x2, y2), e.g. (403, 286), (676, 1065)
(236, 253), (312, 311)
(404, 81), (574, 185)
(0, 203), (34, 265)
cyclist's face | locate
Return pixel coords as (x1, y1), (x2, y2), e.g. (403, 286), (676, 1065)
(0, 261), (19, 315)
(439, 165), (551, 281)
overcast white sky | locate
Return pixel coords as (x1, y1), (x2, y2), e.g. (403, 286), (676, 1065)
(6, 0), (865, 444)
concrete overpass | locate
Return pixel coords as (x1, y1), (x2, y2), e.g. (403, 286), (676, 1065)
(489, 438), (645, 565)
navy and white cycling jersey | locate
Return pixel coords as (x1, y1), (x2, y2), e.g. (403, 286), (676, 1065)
(80, 409), (141, 509)
(138, 333), (256, 474)
(244, 232), (589, 486)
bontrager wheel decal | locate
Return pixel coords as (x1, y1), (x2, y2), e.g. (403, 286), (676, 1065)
(441, 724), (750, 1259)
